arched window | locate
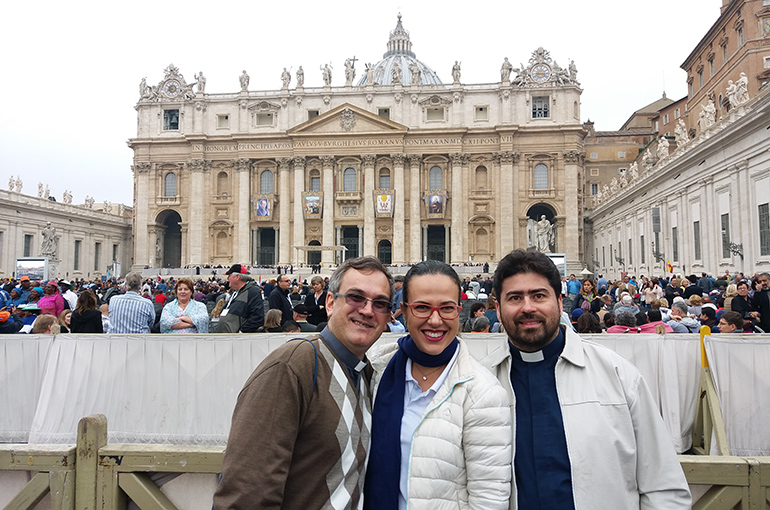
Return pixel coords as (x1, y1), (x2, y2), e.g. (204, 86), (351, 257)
(343, 167), (357, 191)
(429, 166), (443, 190)
(216, 231), (228, 256)
(309, 169), (321, 192)
(476, 228), (489, 253)
(534, 163), (548, 190)
(379, 168), (391, 189)
(164, 172), (177, 197)
(474, 166), (488, 190)
(216, 171), (228, 196)
(260, 170), (274, 194)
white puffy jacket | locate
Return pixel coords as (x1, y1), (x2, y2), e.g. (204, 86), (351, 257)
(370, 338), (512, 510)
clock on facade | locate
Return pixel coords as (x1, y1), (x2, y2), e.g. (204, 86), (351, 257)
(164, 80), (181, 97)
(531, 64), (551, 83)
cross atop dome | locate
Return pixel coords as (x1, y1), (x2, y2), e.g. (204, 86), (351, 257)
(384, 13), (415, 59)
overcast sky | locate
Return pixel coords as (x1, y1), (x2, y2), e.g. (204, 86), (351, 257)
(0, 0), (720, 206)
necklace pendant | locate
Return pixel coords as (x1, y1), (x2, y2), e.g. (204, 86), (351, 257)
(422, 376), (427, 381)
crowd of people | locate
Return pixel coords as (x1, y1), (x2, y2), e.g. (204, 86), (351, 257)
(559, 270), (770, 335)
(5, 256), (770, 508)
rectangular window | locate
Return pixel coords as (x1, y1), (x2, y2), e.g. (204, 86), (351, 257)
(618, 168), (627, 174)
(675, 108), (681, 119)
(672, 227), (679, 261)
(723, 44), (728, 62)
(628, 238), (632, 265)
(709, 59), (715, 77)
(654, 120), (659, 132)
(112, 244), (118, 262)
(474, 106), (488, 121)
(640, 235), (645, 264)
(307, 109), (319, 120)
(618, 242), (622, 264)
(698, 70), (704, 89)
(379, 174), (391, 189)
(765, 56), (770, 68)
(759, 203), (770, 256)
(595, 248), (599, 266)
(618, 151), (626, 158)
(693, 221), (702, 260)
(591, 183), (598, 195)
(426, 107), (444, 121)
(24, 235), (32, 257)
(663, 114), (669, 125)
(217, 114), (229, 129)
(163, 109), (179, 130)
(74, 240), (81, 271)
(654, 232), (660, 258)
(256, 113), (273, 126)
(689, 81), (694, 98)
(738, 28), (744, 46)
(652, 207), (661, 233)
(721, 213), (731, 258)
(532, 97), (549, 118)
(310, 176), (321, 192)
(94, 242), (101, 271)
(589, 152), (598, 159)
(602, 246), (605, 267)
(590, 168), (599, 176)
(377, 108), (390, 120)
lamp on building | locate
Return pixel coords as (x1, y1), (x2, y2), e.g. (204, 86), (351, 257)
(728, 242), (744, 259)
(651, 241), (665, 263)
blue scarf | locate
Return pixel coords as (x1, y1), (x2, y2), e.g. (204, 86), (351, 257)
(364, 335), (458, 510)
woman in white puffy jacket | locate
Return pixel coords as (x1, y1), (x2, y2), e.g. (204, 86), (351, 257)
(364, 260), (512, 510)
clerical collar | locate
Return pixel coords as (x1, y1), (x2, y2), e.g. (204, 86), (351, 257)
(319, 327), (367, 373)
(509, 328), (566, 363)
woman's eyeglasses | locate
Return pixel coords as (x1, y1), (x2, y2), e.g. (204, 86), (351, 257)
(334, 292), (391, 314)
(404, 302), (461, 319)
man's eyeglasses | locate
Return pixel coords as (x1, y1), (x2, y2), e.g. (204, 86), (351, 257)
(404, 302), (461, 319)
(334, 292), (391, 314)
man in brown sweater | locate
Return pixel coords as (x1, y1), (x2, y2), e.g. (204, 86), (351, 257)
(214, 256), (395, 509)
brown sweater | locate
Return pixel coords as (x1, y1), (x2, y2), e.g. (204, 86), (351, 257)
(214, 338), (372, 509)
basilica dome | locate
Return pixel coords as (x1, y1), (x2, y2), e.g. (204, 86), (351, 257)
(357, 14), (443, 87)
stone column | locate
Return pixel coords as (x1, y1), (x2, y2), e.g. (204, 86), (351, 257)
(562, 150), (584, 271)
(449, 153), (468, 264)
(187, 158), (209, 265)
(277, 157), (292, 265)
(292, 156), (306, 265)
(495, 151), (517, 255)
(357, 225), (363, 258)
(408, 154), (422, 263)
(321, 156), (336, 265)
(391, 153), (406, 264)
(232, 159), (252, 265)
(132, 162), (152, 271)
(422, 225), (428, 262)
(362, 154), (376, 257)
(194, 102), (207, 133)
(733, 161), (750, 266)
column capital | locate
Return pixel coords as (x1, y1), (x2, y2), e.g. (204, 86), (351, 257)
(563, 150), (585, 164)
(320, 155), (336, 168)
(493, 151), (518, 164)
(133, 161), (152, 173)
(232, 158), (251, 172)
(292, 155), (306, 168)
(361, 154), (377, 166)
(187, 158), (211, 173)
(407, 154), (423, 166)
(276, 157), (292, 170)
(390, 153), (406, 165)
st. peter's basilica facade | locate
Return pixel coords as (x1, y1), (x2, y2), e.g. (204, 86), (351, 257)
(130, 15), (586, 271)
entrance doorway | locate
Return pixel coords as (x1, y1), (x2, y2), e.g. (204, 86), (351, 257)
(341, 226), (359, 260)
(157, 210), (182, 268)
(426, 225), (446, 262)
(255, 228), (276, 266)
(307, 240), (321, 265)
(377, 240), (392, 265)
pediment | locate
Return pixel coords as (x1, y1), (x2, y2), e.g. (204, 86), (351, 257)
(288, 103), (407, 136)
(247, 100), (281, 112)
